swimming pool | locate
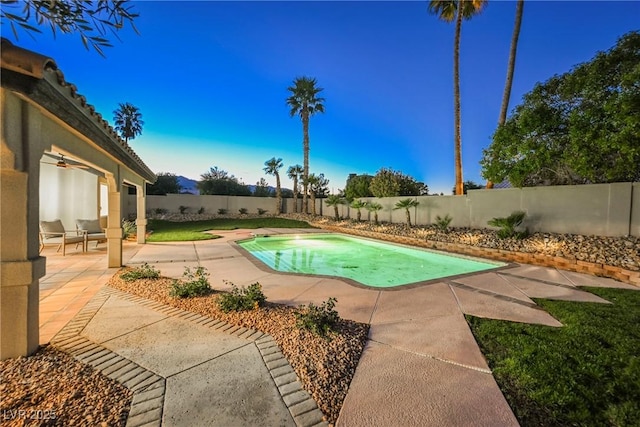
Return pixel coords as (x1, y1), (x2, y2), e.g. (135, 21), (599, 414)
(237, 233), (505, 288)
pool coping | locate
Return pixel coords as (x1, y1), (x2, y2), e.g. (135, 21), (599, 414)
(230, 232), (519, 291)
(315, 223), (640, 287)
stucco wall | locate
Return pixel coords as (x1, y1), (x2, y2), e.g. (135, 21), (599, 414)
(126, 183), (639, 237)
(129, 194), (295, 217)
(631, 183), (640, 237)
(39, 162), (99, 229)
(321, 182), (639, 237)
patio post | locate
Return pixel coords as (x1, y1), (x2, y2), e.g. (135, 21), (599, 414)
(105, 174), (123, 268)
(136, 182), (147, 244)
(0, 91), (46, 359)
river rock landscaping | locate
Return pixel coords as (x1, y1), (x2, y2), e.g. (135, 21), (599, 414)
(0, 346), (132, 426)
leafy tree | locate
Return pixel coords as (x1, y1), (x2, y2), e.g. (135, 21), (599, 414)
(1, 0), (139, 56)
(481, 31), (640, 186)
(344, 174), (374, 201)
(394, 198), (420, 227)
(365, 201), (383, 225)
(488, 0), (525, 189)
(325, 194), (345, 220)
(369, 167), (428, 197)
(398, 176), (429, 196)
(370, 168), (400, 197)
(147, 172), (182, 195)
(203, 167), (228, 180)
(198, 167), (251, 196)
(264, 157), (283, 214)
(287, 77), (325, 214)
(113, 102), (143, 143)
(429, 0), (487, 195)
(310, 173), (329, 198)
(287, 164), (304, 212)
(350, 199), (366, 221)
(451, 180), (484, 195)
(254, 178), (272, 197)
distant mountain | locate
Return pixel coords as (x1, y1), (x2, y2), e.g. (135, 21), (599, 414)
(176, 176), (292, 196)
(246, 184), (277, 194)
(177, 176), (199, 194)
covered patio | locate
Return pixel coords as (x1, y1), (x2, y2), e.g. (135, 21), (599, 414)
(1, 38), (156, 359)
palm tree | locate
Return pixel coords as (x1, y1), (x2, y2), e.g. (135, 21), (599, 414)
(264, 157), (284, 215)
(286, 77), (325, 214)
(306, 173), (320, 216)
(365, 201), (383, 225)
(325, 194), (345, 220)
(394, 198), (420, 227)
(428, 0), (487, 195)
(113, 102), (144, 143)
(287, 164), (304, 213)
(350, 199), (366, 222)
(488, 0), (524, 189)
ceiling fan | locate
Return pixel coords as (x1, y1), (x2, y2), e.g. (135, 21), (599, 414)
(42, 154), (89, 169)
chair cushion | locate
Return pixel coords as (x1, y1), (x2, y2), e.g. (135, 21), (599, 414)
(40, 220), (65, 237)
(76, 219), (103, 234)
(86, 233), (106, 241)
(65, 235), (86, 244)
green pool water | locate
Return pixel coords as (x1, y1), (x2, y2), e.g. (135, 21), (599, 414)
(238, 233), (504, 287)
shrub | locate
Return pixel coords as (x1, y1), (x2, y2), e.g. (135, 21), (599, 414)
(198, 207), (205, 214)
(217, 282), (266, 312)
(434, 214), (453, 232)
(170, 266), (211, 298)
(217, 208), (228, 215)
(120, 263), (160, 282)
(179, 205), (188, 214)
(154, 208), (168, 215)
(238, 208), (248, 215)
(296, 297), (340, 337)
(122, 219), (137, 239)
(488, 211), (528, 239)
(257, 208), (268, 215)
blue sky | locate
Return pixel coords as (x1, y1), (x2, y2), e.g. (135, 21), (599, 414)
(5, 1), (639, 194)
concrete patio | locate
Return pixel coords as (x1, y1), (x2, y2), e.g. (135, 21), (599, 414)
(39, 229), (638, 426)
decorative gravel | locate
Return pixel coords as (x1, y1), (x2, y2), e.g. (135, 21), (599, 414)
(108, 273), (369, 424)
(0, 346), (132, 426)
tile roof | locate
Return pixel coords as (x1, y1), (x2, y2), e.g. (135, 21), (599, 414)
(493, 180), (513, 189)
(0, 38), (155, 183)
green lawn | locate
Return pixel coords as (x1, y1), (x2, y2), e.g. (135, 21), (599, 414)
(146, 218), (314, 242)
(467, 287), (640, 426)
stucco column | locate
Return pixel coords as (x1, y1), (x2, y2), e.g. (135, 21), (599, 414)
(106, 189), (123, 267)
(1, 92), (46, 359)
(1, 171), (46, 359)
(136, 184), (147, 244)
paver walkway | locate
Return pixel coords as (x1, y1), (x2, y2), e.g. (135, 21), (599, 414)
(50, 287), (323, 426)
(40, 229), (638, 426)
